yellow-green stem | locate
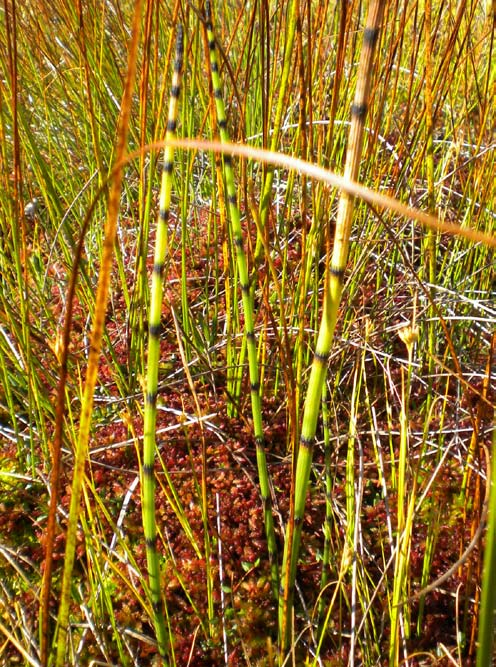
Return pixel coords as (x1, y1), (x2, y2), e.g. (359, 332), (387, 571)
(54, 3), (144, 664)
(279, 0), (386, 654)
(142, 25), (184, 664)
(204, 2), (279, 596)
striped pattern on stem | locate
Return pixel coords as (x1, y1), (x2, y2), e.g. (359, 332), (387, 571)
(204, 1), (280, 596)
(278, 0), (386, 654)
(142, 25), (183, 664)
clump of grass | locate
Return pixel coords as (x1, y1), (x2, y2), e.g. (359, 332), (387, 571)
(0, 0), (494, 666)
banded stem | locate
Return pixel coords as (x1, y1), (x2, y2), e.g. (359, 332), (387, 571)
(204, 2), (279, 596)
(279, 0), (386, 654)
(142, 25), (183, 664)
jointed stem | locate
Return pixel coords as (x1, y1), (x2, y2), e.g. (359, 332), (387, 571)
(279, 0), (386, 654)
(204, 2), (280, 597)
(142, 25), (184, 664)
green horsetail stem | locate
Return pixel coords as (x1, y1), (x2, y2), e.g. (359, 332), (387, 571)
(142, 25), (183, 664)
(204, 2), (279, 596)
(279, 0), (386, 654)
